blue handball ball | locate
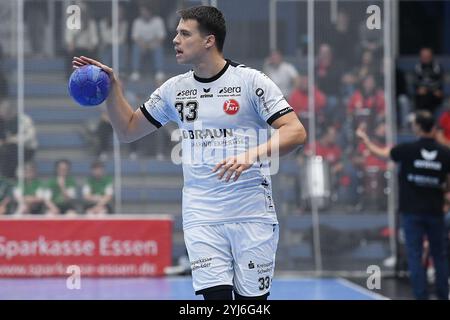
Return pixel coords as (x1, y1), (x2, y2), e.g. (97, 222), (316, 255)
(68, 65), (111, 106)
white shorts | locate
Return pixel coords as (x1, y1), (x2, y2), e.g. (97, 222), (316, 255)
(184, 222), (279, 297)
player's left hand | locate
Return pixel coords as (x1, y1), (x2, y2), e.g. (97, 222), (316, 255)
(212, 151), (257, 182)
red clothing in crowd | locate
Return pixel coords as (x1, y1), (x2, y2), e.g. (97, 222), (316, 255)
(347, 89), (385, 114)
(289, 87), (327, 114)
(357, 141), (388, 171)
(306, 142), (342, 166)
(439, 111), (450, 141)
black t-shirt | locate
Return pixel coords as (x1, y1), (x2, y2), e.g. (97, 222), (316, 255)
(390, 137), (450, 215)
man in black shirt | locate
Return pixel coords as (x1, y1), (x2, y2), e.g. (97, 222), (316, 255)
(357, 111), (449, 300)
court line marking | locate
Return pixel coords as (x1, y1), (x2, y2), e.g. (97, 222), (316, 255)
(336, 278), (389, 300)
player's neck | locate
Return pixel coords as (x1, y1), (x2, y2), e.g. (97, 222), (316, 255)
(193, 55), (227, 79)
(419, 132), (435, 139)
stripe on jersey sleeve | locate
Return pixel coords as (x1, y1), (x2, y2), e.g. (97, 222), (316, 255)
(140, 104), (162, 128)
(267, 107), (294, 126)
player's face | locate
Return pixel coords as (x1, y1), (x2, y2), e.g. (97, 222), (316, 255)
(173, 19), (209, 65)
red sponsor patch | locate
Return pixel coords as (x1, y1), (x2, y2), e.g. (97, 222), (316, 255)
(223, 99), (240, 115)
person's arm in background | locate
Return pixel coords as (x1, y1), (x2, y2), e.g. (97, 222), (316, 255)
(72, 56), (158, 143)
(57, 177), (76, 201)
(82, 184), (112, 207)
(82, 184), (101, 203)
(42, 188), (60, 215)
(414, 63), (427, 95)
(96, 185), (113, 208)
(356, 125), (392, 159)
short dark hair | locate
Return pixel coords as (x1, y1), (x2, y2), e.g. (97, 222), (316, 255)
(54, 159), (71, 172)
(178, 6), (226, 52)
(56, 159), (71, 166)
(414, 110), (435, 133)
(420, 47), (433, 53)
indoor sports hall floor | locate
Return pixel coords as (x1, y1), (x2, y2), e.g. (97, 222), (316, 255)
(0, 276), (388, 300)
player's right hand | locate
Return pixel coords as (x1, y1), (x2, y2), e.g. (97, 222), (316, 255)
(72, 56), (116, 81)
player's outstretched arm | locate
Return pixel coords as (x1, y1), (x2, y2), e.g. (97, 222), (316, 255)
(356, 126), (391, 159)
(72, 56), (157, 143)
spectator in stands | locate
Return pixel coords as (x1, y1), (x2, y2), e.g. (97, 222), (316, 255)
(130, 4), (166, 82)
(14, 162), (49, 215)
(263, 50), (299, 98)
(82, 161), (113, 215)
(315, 43), (342, 112)
(414, 47), (444, 115)
(25, 0), (47, 58)
(45, 159), (78, 215)
(99, 3), (129, 73)
(0, 175), (13, 215)
(83, 110), (113, 161)
(0, 99), (38, 179)
(326, 10), (354, 67)
(288, 74), (326, 124)
(347, 74), (385, 129)
(0, 2), (15, 57)
(358, 18), (383, 58)
(64, 1), (99, 77)
(396, 66), (411, 131)
(354, 50), (378, 83)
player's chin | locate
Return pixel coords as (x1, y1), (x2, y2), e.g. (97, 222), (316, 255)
(175, 55), (189, 64)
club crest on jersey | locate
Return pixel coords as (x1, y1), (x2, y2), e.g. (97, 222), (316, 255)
(223, 99), (240, 115)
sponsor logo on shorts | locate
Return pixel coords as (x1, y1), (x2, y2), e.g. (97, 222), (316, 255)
(257, 261), (274, 274)
(190, 257), (212, 271)
(248, 261), (255, 269)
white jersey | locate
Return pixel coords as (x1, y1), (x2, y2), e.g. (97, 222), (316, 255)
(141, 60), (294, 229)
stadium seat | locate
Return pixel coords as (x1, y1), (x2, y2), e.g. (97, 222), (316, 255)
(28, 107), (100, 123)
(37, 132), (84, 148)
